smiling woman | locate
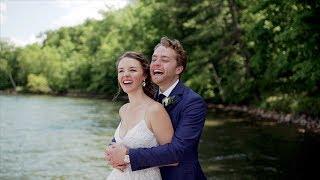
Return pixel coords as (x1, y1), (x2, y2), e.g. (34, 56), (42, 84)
(114, 51), (156, 100)
(117, 54), (147, 94)
(106, 51), (174, 180)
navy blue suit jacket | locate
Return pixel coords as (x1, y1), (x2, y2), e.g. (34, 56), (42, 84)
(128, 81), (207, 180)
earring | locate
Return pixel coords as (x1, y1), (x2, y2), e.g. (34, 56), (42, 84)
(142, 80), (146, 87)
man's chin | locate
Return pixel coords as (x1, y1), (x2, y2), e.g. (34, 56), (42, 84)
(151, 77), (163, 85)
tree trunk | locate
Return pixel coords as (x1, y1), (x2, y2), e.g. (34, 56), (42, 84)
(8, 73), (17, 91)
(211, 62), (225, 102)
(6, 71), (17, 91)
(227, 0), (252, 78)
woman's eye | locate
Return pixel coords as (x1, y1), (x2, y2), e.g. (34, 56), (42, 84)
(130, 69), (137, 72)
(118, 70), (123, 73)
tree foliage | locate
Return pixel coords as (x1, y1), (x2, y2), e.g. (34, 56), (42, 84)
(0, 0), (319, 116)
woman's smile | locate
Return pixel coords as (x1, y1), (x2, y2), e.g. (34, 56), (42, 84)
(117, 57), (145, 93)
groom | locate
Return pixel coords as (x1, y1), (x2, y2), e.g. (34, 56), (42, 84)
(106, 37), (207, 180)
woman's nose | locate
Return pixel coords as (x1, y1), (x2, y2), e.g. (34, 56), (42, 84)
(124, 71), (130, 76)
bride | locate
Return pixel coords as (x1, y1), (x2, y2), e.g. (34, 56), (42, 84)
(106, 51), (174, 180)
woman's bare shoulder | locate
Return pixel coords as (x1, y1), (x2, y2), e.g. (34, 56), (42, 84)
(119, 103), (129, 116)
(147, 101), (166, 115)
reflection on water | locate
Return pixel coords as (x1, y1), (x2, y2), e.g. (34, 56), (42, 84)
(1, 95), (319, 179)
(200, 110), (320, 179)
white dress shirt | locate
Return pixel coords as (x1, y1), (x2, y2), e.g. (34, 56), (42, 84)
(159, 79), (179, 97)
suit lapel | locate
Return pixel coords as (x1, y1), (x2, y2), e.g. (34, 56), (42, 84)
(165, 81), (185, 111)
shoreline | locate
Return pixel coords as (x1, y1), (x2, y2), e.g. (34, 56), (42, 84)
(0, 90), (115, 100)
(208, 104), (320, 133)
(1, 90), (319, 133)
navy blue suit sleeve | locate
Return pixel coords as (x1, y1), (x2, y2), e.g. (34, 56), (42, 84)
(129, 96), (207, 171)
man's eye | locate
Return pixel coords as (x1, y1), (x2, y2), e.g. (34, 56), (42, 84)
(151, 58), (156, 62)
(118, 70), (123, 73)
(130, 69), (137, 72)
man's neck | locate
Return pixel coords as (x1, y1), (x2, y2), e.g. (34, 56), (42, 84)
(159, 79), (179, 95)
(159, 86), (168, 93)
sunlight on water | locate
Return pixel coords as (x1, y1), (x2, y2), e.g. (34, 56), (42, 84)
(0, 95), (121, 180)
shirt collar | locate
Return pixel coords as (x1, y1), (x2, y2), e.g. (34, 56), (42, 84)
(159, 79), (179, 97)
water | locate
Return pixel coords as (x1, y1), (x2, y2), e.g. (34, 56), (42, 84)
(0, 95), (120, 180)
(200, 111), (320, 179)
(1, 95), (319, 179)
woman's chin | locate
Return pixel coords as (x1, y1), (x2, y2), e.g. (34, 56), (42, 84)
(122, 87), (138, 94)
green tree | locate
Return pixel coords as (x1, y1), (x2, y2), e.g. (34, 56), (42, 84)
(0, 40), (19, 90)
(27, 74), (51, 94)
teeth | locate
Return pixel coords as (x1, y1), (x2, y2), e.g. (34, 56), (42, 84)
(123, 80), (133, 84)
(154, 69), (162, 73)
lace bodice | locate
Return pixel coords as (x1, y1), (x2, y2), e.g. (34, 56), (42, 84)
(115, 120), (158, 148)
(106, 120), (161, 180)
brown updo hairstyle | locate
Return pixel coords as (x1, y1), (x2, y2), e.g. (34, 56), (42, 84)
(113, 51), (157, 100)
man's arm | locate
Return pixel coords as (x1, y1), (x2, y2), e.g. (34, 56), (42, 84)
(129, 96), (207, 171)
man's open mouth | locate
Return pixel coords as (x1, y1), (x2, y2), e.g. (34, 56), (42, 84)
(152, 69), (164, 75)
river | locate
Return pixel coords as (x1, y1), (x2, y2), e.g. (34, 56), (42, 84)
(0, 95), (319, 179)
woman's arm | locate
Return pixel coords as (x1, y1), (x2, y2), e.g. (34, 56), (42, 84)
(146, 103), (178, 166)
(146, 102), (173, 145)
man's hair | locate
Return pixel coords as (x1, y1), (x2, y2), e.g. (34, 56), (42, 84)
(154, 36), (187, 75)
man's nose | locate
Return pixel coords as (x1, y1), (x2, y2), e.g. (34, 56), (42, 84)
(151, 59), (161, 66)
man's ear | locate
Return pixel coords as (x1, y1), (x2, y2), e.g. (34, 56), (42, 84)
(175, 66), (183, 75)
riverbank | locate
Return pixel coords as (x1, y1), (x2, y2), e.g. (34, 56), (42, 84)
(208, 104), (320, 133)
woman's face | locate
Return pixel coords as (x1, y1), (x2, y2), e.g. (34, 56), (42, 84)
(117, 57), (145, 94)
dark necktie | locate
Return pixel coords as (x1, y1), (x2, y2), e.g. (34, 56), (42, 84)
(157, 94), (166, 103)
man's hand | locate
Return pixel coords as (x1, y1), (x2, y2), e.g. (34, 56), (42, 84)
(114, 164), (128, 171)
(105, 143), (128, 171)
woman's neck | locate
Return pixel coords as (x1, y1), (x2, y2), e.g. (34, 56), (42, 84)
(127, 88), (147, 106)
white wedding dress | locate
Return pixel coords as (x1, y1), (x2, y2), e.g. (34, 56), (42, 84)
(106, 120), (162, 180)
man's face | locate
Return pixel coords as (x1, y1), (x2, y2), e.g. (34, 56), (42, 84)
(150, 45), (183, 88)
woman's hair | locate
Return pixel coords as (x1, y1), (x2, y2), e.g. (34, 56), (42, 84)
(113, 51), (157, 100)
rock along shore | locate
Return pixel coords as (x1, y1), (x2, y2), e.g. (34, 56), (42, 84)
(208, 104), (320, 133)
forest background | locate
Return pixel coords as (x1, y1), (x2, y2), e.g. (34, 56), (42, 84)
(1, 0), (319, 118)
